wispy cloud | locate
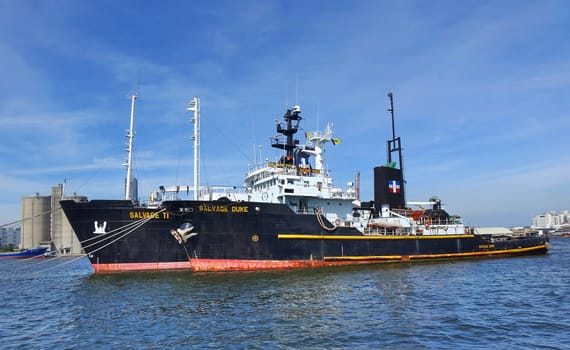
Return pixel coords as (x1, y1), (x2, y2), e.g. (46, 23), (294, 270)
(0, 0), (568, 227)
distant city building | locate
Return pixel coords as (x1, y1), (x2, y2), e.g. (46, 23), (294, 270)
(0, 227), (20, 247)
(532, 210), (569, 229)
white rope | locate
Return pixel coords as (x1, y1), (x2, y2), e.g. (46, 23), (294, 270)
(82, 209), (165, 251)
(0, 207), (59, 229)
(80, 209), (164, 249)
(79, 213), (160, 245)
(29, 254), (89, 276)
(0, 210), (161, 271)
(29, 212), (162, 275)
(10, 208), (165, 276)
(0, 250), (49, 270)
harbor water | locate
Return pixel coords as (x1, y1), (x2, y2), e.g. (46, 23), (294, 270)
(1, 238), (568, 349)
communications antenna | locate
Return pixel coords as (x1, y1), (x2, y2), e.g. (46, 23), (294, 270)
(188, 97), (200, 200)
(124, 94), (137, 200)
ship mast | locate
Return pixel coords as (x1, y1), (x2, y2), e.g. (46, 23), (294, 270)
(124, 94), (137, 201)
(187, 97), (200, 200)
(304, 122), (334, 172)
(386, 92), (405, 199)
(272, 105), (302, 164)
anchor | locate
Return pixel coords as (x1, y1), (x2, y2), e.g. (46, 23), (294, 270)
(93, 220), (107, 234)
(170, 222), (198, 244)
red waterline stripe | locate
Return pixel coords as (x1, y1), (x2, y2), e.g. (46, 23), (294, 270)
(90, 244), (547, 273)
(92, 261), (192, 273)
(91, 258), (376, 273)
(187, 258), (403, 272)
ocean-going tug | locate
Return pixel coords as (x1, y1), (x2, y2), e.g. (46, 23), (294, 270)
(60, 94), (548, 273)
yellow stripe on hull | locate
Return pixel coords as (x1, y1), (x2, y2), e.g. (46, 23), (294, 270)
(323, 244), (548, 261)
(278, 234), (475, 240)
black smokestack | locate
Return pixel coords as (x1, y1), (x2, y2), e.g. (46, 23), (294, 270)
(374, 166), (405, 210)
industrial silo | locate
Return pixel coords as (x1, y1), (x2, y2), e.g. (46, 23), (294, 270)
(21, 194), (51, 249)
(51, 184), (87, 255)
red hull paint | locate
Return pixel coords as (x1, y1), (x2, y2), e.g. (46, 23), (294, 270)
(89, 244), (547, 273)
(188, 245), (548, 272)
(90, 258), (391, 273)
(92, 261), (192, 273)
(187, 258), (375, 272)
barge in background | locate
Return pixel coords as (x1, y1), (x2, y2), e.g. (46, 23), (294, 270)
(0, 247), (47, 260)
(60, 94), (548, 273)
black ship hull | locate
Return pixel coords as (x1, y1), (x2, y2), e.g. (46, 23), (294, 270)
(60, 199), (548, 273)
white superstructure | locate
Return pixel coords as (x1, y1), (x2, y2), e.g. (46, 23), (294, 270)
(149, 101), (468, 237)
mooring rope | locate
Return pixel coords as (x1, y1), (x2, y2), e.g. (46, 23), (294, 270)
(28, 210), (163, 276)
(0, 207), (62, 270)
(27, 254), (89, 276)
(80, 209), (165, 249)
(0, 208), (60, 229)
(0, 250), (49, 270)
(0, 208), (165, 270)
(78, 215), (155, 245)
(81, 208), (166, 251)
(3, 208), (165, 276)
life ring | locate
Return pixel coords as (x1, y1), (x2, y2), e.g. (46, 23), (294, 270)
(335, 218), (341, 226)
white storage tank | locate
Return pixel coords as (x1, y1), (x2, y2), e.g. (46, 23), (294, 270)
(51, 184), (87, 254)
(21, 194), (51, 249)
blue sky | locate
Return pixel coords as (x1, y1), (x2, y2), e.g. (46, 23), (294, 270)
(1, 0), (569, 227)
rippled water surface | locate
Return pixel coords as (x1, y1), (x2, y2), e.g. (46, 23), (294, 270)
(1, 239), (568, 349)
